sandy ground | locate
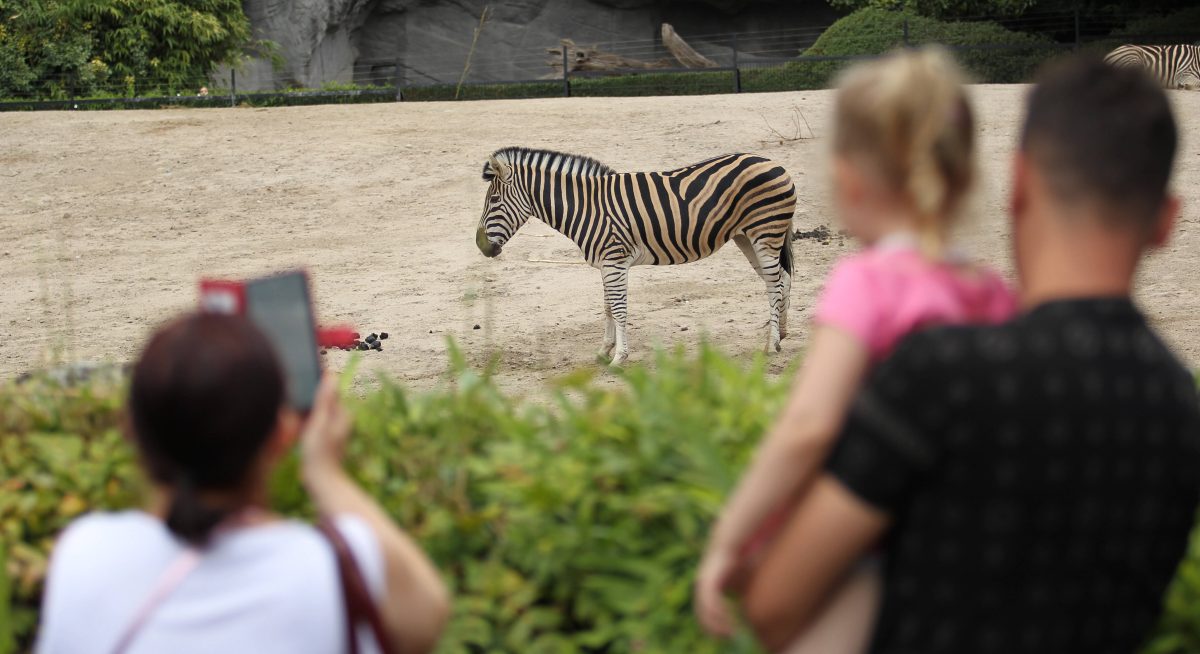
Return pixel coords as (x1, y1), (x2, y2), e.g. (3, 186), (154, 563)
(1, 86), (1198, 395)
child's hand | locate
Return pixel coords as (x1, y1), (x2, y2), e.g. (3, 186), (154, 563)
(695, 546), (740, 637)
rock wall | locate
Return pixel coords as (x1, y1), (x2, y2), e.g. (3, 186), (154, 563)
(236, 0), (838, 90)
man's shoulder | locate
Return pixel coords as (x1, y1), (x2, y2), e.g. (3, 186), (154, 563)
(883, 320), (1024, 376)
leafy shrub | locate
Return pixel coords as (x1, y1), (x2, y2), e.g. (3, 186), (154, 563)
(1115, 7), (1200, 41)
(777, 7), (1061, 90)
(2, 344), (783, 653)
(3, 348), (1197, 653)
(827, 0), (1037, 20)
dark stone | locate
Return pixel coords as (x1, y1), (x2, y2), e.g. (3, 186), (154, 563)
(379, 332), (389, 339)
(366, 333), (378, 344)
(473, 324), (481, 330)
(233, 0), (838, 90)
(371, 340), (383, 351)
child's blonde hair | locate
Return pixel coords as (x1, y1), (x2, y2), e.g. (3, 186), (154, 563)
(833, 46), (976, 257)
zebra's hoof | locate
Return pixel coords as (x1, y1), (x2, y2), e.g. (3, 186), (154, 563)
(598, 343), (615, 358)
(609, 352), (628, 367)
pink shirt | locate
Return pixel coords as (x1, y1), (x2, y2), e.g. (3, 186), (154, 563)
(814, 241), (1017, 362)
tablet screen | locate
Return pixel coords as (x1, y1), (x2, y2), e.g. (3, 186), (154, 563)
(243, 271), (321, 411)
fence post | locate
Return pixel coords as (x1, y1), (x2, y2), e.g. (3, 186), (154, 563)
(562, 47), (571, 97)
(230, 69), (236, 107)
(903, 17), (910, 47)
(732, 33), (741, 94)
(1073, 9), (1081, 51)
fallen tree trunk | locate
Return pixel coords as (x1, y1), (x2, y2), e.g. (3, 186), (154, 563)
(662, 23), (719, 69)
(545, 39), (672, 77)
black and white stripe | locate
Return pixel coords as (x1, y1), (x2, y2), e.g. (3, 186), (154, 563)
(476, 147), (797, 365)
(1105, 44), (1200, 90)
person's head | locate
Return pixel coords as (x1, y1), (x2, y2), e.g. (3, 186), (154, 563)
(128, 312), (299, 546)
(1013, 55), (1178, 283)
(831, 46), (976, 255)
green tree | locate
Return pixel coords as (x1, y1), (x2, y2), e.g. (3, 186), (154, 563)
(0, 0), (256, 99)
(62, 0), (253, 93)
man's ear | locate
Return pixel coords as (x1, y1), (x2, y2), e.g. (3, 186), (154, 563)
(488, 156), (512, 182)
(1010, 152), (1030, 226)
(1149, 194), (1179, 249)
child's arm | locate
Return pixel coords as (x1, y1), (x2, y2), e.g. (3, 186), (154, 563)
(696, 325), (870, 636)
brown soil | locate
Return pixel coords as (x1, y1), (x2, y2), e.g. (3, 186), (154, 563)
(1, 86), (1197, 394)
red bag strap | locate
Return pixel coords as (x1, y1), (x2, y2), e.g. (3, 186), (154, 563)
(318, 517), (399, 654)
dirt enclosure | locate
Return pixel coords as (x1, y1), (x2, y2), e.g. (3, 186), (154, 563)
(2, 86), (1198, 394)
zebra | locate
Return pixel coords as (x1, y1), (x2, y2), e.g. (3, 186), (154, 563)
(475, 147), (797, 366)
(1105, 44), (1200, 90)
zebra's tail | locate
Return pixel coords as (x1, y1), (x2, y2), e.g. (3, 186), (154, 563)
(780, 222), (794, 277)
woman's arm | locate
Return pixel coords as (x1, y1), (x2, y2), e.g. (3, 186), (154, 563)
(742, 476), (888, 651)
(301, 375), (451, 654)
(696, 326), (870, 635)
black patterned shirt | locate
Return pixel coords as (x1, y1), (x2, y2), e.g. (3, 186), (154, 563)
(827, 298), (1200, 654)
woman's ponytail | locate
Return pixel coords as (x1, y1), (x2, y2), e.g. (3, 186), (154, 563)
(165, 476), (232, 547)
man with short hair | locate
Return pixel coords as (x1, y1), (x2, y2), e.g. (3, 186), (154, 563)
(742, 55), (1200, 654)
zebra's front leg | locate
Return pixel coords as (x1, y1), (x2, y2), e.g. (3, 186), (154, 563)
(601, 262), (631, 367)
(755, 248), (785, 354)
(598, 305), (616, 359)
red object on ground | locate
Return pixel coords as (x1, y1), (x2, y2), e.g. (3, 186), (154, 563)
(316, 326), (358, 349)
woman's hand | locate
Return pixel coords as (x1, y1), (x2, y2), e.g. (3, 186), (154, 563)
(695, 545), (740, 637)
(300, 372), (352, 486)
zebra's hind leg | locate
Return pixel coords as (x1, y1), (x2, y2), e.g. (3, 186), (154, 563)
(602, 261), (631, 367)
(735, 235), (784, 354)
(598, 305), (616, 359)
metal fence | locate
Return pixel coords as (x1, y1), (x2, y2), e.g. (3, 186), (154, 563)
(1, 8), (1196, 111)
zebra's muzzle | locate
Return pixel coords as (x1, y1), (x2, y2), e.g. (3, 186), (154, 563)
(476, 228), (501, 258)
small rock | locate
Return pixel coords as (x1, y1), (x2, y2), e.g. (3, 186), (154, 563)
(365, 334), (378, 344)
(356, 343), (370, 351)
(370, 341), (382, 351)
(379, 332), (389, 340)
(320, 349), (327, 355)
(680, 326), (689, 332)
(473, 324), (481, 330)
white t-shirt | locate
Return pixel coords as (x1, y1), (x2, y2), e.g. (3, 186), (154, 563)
(37, 511), (386, 654)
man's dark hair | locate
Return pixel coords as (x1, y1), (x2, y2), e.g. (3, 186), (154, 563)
(1021, 54), (1177, 228)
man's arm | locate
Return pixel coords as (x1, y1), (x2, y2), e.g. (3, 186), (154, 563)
(742, 475), (889, 651)
(739, 330), (951, 651)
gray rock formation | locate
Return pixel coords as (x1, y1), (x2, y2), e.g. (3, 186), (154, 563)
(234, 0), (838, 91)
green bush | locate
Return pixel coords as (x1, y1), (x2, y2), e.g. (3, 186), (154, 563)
(2, 344), (783, 653)
(1116, 7), (1200, 40)
(777, 7), (1060, 90)
(3, 348), (1198, 653)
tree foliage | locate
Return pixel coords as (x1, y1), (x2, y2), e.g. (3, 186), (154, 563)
(0, 0), (255, 99)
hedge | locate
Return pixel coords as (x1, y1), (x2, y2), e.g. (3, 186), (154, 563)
(2, 346), (1197, 653)
(778, 7), (1062, 89)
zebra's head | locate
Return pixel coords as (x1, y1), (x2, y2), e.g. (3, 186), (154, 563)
(477, 154), (533, 258)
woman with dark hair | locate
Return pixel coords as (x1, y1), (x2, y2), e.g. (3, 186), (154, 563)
(37, 313), (450, 654)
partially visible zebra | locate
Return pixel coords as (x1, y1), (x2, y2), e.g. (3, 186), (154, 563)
(475, 148), (797, 366)
(1105, 44), (1200, 90)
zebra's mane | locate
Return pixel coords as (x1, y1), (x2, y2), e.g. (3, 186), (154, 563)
(485, 147), (615, 179)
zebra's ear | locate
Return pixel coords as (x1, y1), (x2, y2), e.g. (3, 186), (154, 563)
(488, 156), (512, 183)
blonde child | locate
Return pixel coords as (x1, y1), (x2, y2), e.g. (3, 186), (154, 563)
(695, 47), (1017, 653)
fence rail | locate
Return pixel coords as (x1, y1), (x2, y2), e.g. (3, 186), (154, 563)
(1, 8), (1196, 111)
